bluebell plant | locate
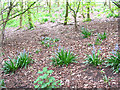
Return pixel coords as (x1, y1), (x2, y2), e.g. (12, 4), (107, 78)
(84, 44), (104, 66)
(105, 43), (120, 73)
(51, 46), (77, 66)
(2, 49), (33, 74)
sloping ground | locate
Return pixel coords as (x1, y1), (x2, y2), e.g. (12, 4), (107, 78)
(1, 18), (119, 88)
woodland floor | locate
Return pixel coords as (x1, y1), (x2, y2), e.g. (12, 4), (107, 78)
(1, 17), (120, 88)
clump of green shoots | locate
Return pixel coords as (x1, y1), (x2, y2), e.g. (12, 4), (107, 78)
(105, 44), (120, 73)
(95, 31), (107, 45)
(0, 79), (5, 88)
(84, 45), (104, 66)
(2, 49), (33, 74)
(101, 70), (113, 86)
(41, 37), (59, 48)
(81, 27), (92, 38)
(51, 46), (77, 66)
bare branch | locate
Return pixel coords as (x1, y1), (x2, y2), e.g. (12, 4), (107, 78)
(0, 2), (19, 15)
(111, 0), (120, 8)
(0, 2), (36, 26)
(76, 1), (81, 14)
(67, 2), (76, 15)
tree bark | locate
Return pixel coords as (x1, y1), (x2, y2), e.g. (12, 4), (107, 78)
(0, 2), (36, 26)
(48, 0), (51, 13)
(74, 15), (77, 30)
(57, 0), (59, 7)
(27, 2), (34, 29)
(46, 0), (49, 6)
(104, 0), (107, 6)
(81, 5), (85, 18)
(64, 0), (68, 25)
(109, 0), (113, 13)
(87, 6), (90, 19)
(2, 2), (13, 45)
(37, 4), (38, 13)
(20, 1), (23, 28)
(68, 1), (80, 31)
(86, 1), (90, 20)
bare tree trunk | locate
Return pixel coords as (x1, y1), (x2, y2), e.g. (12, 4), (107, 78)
(86, 1), (91, 20)
(74, 15), (77, 30)
(81, 6), (85, 18)
(20, 1), (23, 28)
(68, 1), (80, 31)
(87, 6), (90, 19)
(118, 10), (120, 18)
(57, 0), (59, 7)
(0, 5), (3, 47)
(64, 0), (68, 25)
(104, 0), (107, 6)
(48, 0), (51, 13)
(0, 1), (13, 87)
(46, 0), (49, 6)
(27, 1), (34, 29)
(2, 2), (13, 45)
(37, 4), (38, 13)
(109, 0), (113, 13)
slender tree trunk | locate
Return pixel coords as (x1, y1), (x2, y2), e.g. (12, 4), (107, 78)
(20, 1), (23, 28)
(82, 7), (85, 18)
(27, 2), (34, 29)
(86, 0), (91, 20)
(48, 0), (51, 13)
(0, 2), (3, 47)
(68, 1), (80, 31)
(37, 4), (38, 13)
(118, 10), (120, 18)
(87, 6), (90, 19)
(57, 0), (59, 7)
(2, 2), (12, 45)
(109, 0), (113, 13)
(104, 0), (107, 6)
(64, 0), (68, 25)
(46, 0), (49, 6)
(74, 15), (77, 30)
(81, 0), (85, 18)
(0, 1), (13, 83)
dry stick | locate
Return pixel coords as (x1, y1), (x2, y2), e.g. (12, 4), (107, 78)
(67, 1), (80, 30)
(0, 2), (36, 26)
